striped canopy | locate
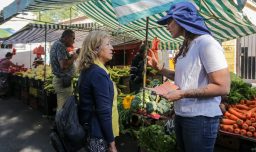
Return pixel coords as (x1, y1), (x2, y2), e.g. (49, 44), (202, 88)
(76, 0), (256, 50)
(2, 23), (131, 47)
(2, 23), (96, 47)
(2, 0), (87, 20)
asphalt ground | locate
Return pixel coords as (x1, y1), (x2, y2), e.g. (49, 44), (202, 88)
(0, 96), (235, 152)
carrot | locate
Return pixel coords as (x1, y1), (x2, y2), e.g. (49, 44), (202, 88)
(220, 124), (233, 132)
(246, 120), (252, 126)
(252, 113), (256, 118)
(254, 132), (256, 137)
(224, 111), (231, 118)
(248, 126), (255, 132)
(240, 129), (247, 136)
(240, 99), (246, 104)
(247, 131), (253, 137)
(252, 122), (256, 127)
(228, 114), (239, 121)
(242, 123), (249, 130)
(246, 107), (256, 119)
(221, 118), (236, 125)
(234, 128), (240, 134)
(233, 108), (247, 114)
(251, 118), (256, 123)
(237, 119), (244, 126)
(233, 124), (238, 129)
(235, 104), (250, 110)
(229, 108), (246, 120)
(246, 100), (256, 105)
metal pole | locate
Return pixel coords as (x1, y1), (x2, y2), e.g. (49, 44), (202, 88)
(29, 43), (32, 69)
(44, 23), (47, 82)
(123, 36), (126, 65)
(70, 7), (72, 26)
(143, 17), (149, 108)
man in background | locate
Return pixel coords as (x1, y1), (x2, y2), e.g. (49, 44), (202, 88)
(50, 29), (78, 111)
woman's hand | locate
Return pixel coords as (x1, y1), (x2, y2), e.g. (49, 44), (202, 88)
(109, 141), (117, 152)
(161, 90), (185, 102)
(147, 49), (163, 71)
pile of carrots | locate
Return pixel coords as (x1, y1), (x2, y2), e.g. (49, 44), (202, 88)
(220, 99), (256, 138)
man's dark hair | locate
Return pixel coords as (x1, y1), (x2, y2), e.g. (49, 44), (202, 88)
(61, 29), (74, 38)
(5, 52), (13, 58)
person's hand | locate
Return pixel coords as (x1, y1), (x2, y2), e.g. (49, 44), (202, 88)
(109, 141), (117, 152)
(161, 90), (185, 102)
(147, 49), (163, 71)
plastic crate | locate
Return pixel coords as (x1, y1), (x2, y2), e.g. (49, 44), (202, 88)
(216, 132), (240, 151)
(29, 96), (38, 110)
(29, 86), (38, 97)
(37, 90), (57, 116)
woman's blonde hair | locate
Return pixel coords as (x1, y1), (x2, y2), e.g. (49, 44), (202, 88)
(77, 30), (110, 72)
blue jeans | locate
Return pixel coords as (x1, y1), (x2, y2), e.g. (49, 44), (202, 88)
(174, 115), (220, 152)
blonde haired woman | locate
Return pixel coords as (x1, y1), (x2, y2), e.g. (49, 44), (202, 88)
(77, 30), (118, 152)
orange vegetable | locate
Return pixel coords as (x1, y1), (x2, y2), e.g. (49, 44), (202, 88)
(228, 114), (239, 121)
(240, 129), (247, 136)
(240, 99), (245, 104)
(242, 123), (249, 130)
(246, 107), (256, 119)
(247, 131), (253, 137)
(229, 108), (246, 120)
(246, 120), (252, 126)
(224, 111), (231, 118)
(254, 132), (256, 137)
(220, 124), (233, 132)
(246, 100), (256, 105)
(237, 119), (244, 125)
(235, 104), (250, 110)
(221, 118), (236, 125)
(252, 122), (256, 127)
(248, 126), (255, 132)
(251, 118), (256, 123)
(233, 124), (238, 129)
(234, 128), (240, 134)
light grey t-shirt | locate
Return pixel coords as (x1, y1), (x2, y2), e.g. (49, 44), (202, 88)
(174, 34), (228, 117)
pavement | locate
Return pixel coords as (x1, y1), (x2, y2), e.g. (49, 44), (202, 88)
(0, 96), (234, 152)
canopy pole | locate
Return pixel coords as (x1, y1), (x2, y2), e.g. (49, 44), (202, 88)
(123, 36), (126, 65)
(142, 17), (149, 108)
(70, 7), (72, 26)
(44, 23), (47, 82)
(29, 43), (32, 69)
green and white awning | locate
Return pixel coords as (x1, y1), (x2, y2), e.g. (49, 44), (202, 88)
(76, 0), (256, 50)
(2, 0), (87, 20)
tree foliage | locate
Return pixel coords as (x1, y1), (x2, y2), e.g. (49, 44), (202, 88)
(33, 7), (82, 23)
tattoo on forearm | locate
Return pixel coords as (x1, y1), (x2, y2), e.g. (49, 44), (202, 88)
(185, 87), (208, 98)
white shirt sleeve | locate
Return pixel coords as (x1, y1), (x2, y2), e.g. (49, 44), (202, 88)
(199, 37), (228, 73)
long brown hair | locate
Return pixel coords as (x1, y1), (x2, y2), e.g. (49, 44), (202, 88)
(173, 31), (198, 64)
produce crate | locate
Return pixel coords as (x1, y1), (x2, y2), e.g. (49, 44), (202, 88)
(29, 86), (38, 97)
(29, 96), (38, 110)
(21, 89), (29, 105)
(37, 90), (57, 116)
(20, 77), (29, 89)
(10, 75), (21, 98)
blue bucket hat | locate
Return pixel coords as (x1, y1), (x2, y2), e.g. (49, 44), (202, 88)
(157, 1), (211, 35)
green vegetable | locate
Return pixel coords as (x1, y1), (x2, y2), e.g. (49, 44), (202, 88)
(137, 125), (176, 152)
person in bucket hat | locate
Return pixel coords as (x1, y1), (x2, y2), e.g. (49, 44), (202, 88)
(148, 2), (230, 152)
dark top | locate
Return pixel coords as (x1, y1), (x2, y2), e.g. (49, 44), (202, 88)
(50, 40), (75, 77)
(130, 53), (144, 83)
(78, 64), (114, 143)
